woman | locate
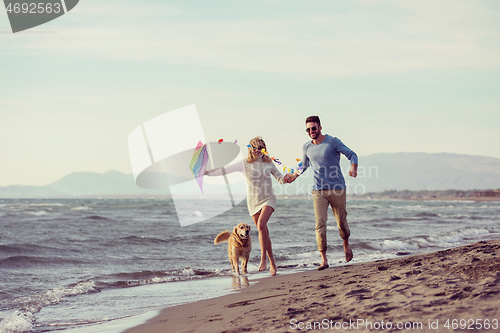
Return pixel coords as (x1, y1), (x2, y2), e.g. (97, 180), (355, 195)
(206, 137), (290, 276)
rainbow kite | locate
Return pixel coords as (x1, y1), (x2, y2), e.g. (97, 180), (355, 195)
(189, 141), (209, 194)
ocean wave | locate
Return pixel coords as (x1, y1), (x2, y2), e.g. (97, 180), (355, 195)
(118, 235), (170, 244)
(0, 281), (97, 333)
(437, 213), (471, 219)
(0, 310), (34, 333)
(0, 256), (85, 268)
(361, 216), (431, 224)
(94, 268), (229, 290)
(366, 212), (440, 222)
(0, 244), (57, 255)
(70, 206), (92, 211)
(394, 204), (426, 211)
(27, 203), (66, 207)
(371, 239), (428, 251)
(387, 216), (423, 221)
(367, 228), (494, 253)
(414, 212), (439, 218)
(85, 215), (111, 221)
(427, 228), (492, 245)
(25, 211), (48, 216)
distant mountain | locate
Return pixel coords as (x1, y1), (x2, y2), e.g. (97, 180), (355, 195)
(0, 185), (61, 198)
(1, 153), (499, 198)
(0, 171), (166, 198)
(46, 171), (159, 196)
(340, 153), (500, 194)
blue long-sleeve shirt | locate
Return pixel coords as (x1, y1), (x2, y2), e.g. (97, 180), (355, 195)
(302, 134), (358, 191)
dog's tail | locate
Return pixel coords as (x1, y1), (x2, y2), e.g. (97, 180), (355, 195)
(214, 231), (231, 245)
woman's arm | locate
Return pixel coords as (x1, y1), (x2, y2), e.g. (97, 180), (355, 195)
(270, 163), (286, 184)
(205, 159), (245, 176)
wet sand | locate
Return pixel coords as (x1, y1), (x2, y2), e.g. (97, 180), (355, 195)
(125, 239), (500, 333)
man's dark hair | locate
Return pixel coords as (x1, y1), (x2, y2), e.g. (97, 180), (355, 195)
(305, 116), (321, 126)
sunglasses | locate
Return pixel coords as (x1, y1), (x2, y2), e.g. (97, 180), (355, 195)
(306, 126), (317, 133)
(247, 145), (265, 151)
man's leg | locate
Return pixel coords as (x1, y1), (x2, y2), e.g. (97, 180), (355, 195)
(312, 190), (330, 269)
(327, 189), (353, 263)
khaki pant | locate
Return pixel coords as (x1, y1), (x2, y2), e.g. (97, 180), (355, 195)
(312, 189), (350, 252)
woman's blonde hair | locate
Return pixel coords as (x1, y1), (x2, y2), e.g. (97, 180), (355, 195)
(247, 137), (273, 164)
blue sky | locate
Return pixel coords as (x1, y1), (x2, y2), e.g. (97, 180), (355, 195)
(1, 0), (499, 186)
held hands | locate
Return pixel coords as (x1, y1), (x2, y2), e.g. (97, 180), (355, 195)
(284, 173), (298, 183)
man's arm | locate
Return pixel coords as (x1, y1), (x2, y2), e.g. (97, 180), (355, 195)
(349, 163), (358, 178)
(335, 137), (358, 178)
(288, 144), (309, 183)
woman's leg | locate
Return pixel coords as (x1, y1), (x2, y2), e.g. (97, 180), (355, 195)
(252, 206), (277, 275)
(251, 212), (265, 271)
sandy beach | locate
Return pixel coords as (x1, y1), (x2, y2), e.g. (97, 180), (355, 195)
(126, 239), (500, 333)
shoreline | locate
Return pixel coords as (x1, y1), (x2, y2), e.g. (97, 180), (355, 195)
(125, 239), (500, 333)
(354, 196), (500, 202)
(352, 189), (500, 202)
(277, 195), (500, 202)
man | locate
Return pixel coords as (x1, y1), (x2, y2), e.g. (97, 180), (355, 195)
(289, 116), (358, 270)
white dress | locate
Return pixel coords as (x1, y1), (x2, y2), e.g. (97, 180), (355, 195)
(207, 157), (285, 216)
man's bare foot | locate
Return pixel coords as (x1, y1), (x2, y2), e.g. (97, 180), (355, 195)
(318, 250), (329, 270)
(343, 239), (353, 262)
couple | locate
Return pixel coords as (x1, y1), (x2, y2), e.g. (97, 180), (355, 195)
(207, 116), (358, 275)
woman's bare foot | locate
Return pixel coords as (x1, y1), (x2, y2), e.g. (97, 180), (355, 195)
(258, 262), (266, 271)
(343, 239), (353, 262)
(270, 265), (277, 276)
(345, 248), (353, 262)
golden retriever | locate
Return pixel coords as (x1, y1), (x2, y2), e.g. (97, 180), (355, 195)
(214, 223), (251, 275)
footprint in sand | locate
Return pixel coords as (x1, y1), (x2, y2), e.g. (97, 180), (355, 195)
(345, 288), (372, 299)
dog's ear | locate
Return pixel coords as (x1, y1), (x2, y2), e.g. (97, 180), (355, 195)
(248, 224), (251, 231)
(233, 226), (238, 235)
